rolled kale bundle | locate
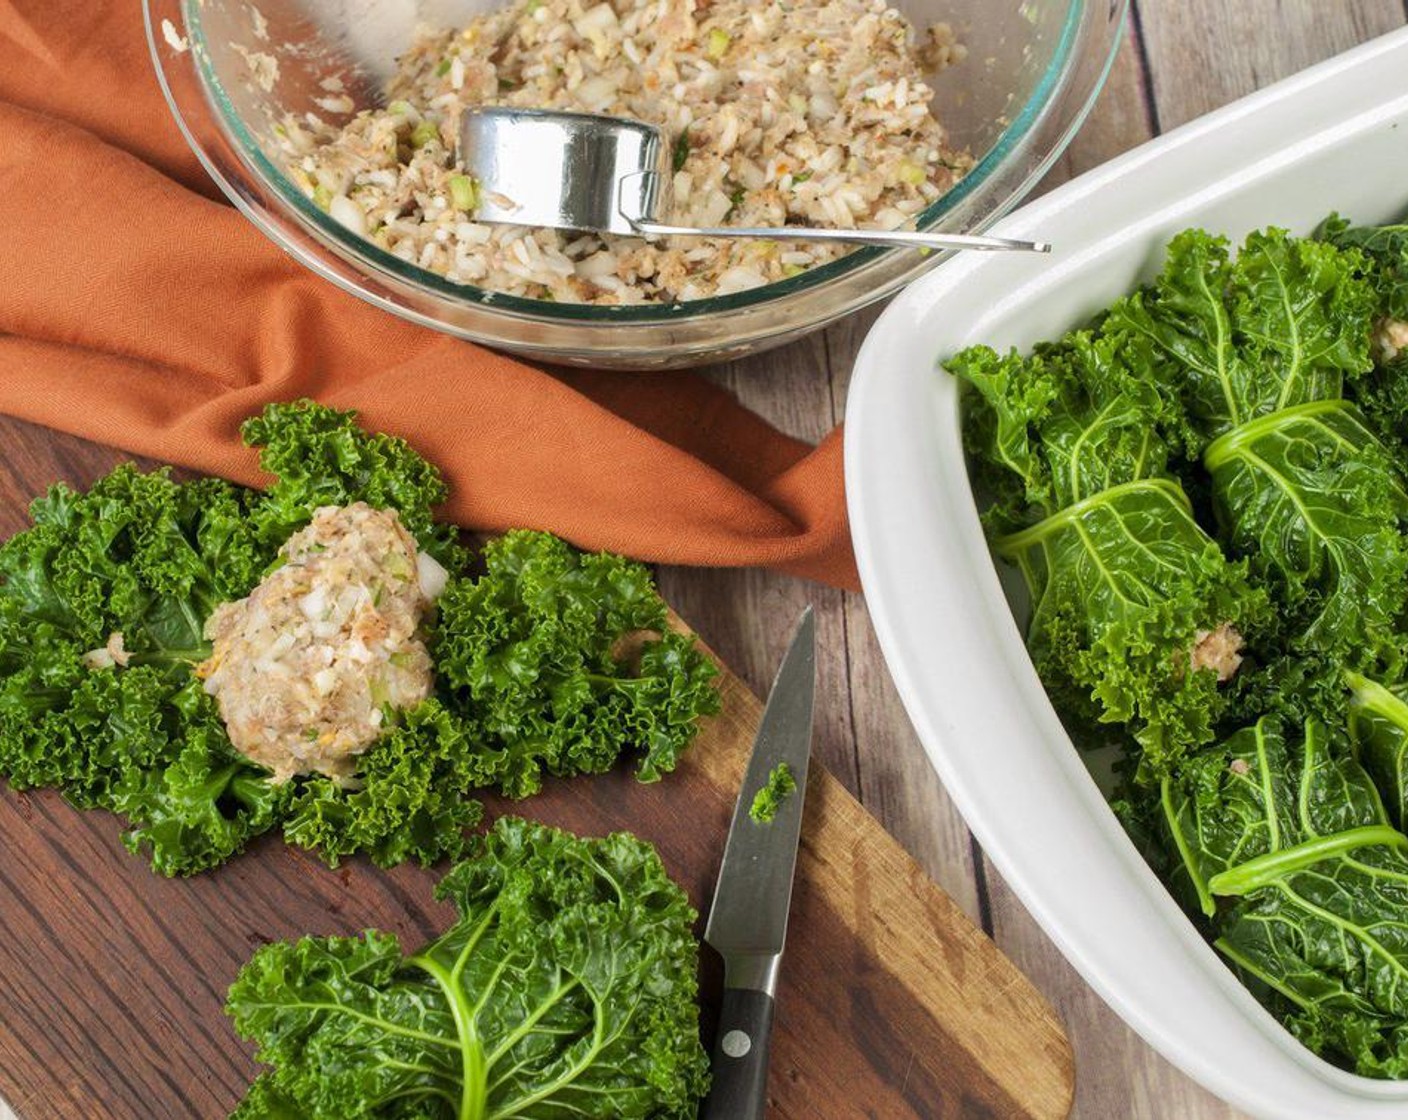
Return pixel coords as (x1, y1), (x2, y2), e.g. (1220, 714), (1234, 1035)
(1110, 228), (1408, 664)
(1155, 717), (1408, 1078)
(951, 329), (1266, 777)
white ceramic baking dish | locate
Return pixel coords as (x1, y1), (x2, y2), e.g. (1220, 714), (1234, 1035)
(845, 27), (1408, 1120)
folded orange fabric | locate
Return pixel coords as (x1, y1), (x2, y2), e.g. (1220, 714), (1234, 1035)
(0, 2), (858, 589)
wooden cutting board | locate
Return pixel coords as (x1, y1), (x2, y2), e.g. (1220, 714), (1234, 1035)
(0, 420), (1074, 1120)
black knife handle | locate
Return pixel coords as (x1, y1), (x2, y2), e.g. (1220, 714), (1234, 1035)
(702, 987), (776, 1120)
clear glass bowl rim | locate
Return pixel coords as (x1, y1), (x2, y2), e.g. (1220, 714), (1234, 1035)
(173, 0), (1124, 324)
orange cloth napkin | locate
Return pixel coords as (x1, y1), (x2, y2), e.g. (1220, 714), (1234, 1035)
(0, 2), (858, 588)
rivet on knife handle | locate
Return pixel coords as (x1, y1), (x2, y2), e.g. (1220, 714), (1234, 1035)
(702, 987), (776, 1120)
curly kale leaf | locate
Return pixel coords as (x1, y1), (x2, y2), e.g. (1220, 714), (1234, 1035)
(1156, 719), (1388, 916)
(954, 330), (1180, 531)
(1110, 227), (1378, 447)
(0, 660), (287, 875)
(280, 700), (488, 868)
(1319, 215), (1408, 456)
(1151, 717), (1408, 1077)
(1278, 1005), (1408, 1080)
(0, 415), (435, 874)
(951, 329), (1266, 776)
(1349, 672), (1408, 831)
(1009, 477), (1265, 776)
(230, 1076), (304, 1120)
(1217, 830), (1408, 1080)
(1, 465), (264, 660)
(1347, 351), (1408, 460)
(1201, 399), (1408, 661)
(1321, 213), (1408, 322)
(227, 818), (711, 1119)
(1107, 227), (1408, 660)
(0, 466), (286, 873)
(0, 403), (719, 874)
(241, 399), (464, 570)
(433, 531), (721, 799)
(1222, 646), (1353, 733)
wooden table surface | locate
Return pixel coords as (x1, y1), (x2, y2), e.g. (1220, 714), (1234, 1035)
(1, 5), (1403, 1120)
(655, 3), (1408, 1118)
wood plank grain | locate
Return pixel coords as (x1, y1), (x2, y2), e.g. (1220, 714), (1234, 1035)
(1037, 14), (1156, 196)
(0, 417), (1072, 1119)
(1137, 0), (1407, 131)
(987, 875), (1241, 1120)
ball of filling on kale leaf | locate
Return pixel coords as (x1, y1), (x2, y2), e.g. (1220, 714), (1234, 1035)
(197, 503), (447, 783)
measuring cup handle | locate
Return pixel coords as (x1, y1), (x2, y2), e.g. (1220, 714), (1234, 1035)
(628, 219), (1050, 254)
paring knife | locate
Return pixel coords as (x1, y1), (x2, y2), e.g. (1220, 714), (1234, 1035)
(701, 607), (816, 1120)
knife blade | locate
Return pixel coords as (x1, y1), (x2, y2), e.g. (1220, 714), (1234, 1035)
(701, 606), (816, 1120)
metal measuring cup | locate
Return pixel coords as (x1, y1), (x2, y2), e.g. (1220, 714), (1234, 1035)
(458, 107), (1050, 254)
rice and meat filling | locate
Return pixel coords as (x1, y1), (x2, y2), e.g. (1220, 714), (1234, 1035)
(197, 503), (441, 783)
(277, 0), (971, 303)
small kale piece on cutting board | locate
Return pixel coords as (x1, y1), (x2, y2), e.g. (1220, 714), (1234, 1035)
(750, 761), (797, 823)
(0, 401), (720, 874)
(227, 817), (710, 1119)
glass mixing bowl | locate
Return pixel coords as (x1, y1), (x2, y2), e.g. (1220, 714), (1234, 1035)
(144, 0), (1128, 369)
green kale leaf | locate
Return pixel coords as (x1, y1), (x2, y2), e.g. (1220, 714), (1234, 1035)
(241, 399), (465, 570)
(1347, 352), (1408, 460)
(951, 330), (1266, 776)
(750, 762), (796, 823)
(1321, 213), (1408, 322)
(280, 699), (488, 868)
(1277, 1005), (1408, 1080)
(1321, 215), (1408, 456)
(956, 330), (1177, 531)
(1349, 671), (1408, 831)
(0, 465), (285, 873)
(0, 403), (720, 874)
(1109, 227), (1408, 661)
(1155, 718), (1408, 1077)
(226, 817), (711, 1119)
(1110, 228), (1378, 448)
(432, 531), (721, 799)
(1201, 399), (1408, 659)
